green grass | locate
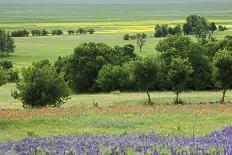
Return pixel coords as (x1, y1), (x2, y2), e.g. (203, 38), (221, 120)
(0, 103), (231, 141)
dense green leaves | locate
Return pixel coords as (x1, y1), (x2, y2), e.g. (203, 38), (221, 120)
(0, 29), (15, 55)
(12, 60), (70, 107)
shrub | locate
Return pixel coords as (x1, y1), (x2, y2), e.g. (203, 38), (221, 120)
(67, 30), (75, 35)
(11, 30), (29, 37)
(12, 60), (71, 108)
(0, 29), (15, 55)
(123, 34), (130, 40)
(88, 29), (95, 34)
(154, 24), (182, 38)
(0, 60), (13, 70)
(7, 69), (19, 82)
(96, 64), (132, 91)
(51, 30), (63, 35)
(218, 25), (228, 32)
(31, 30), (42, 36)
(41, 29), (49, 36)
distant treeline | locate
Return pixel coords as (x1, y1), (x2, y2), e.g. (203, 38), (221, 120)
(10, 28), (95, 37)
(154, 15), (229, 38)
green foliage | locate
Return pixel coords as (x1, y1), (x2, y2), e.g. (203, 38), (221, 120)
(136, 33), (147, 51)
(11, 30), (30, 37)
(12, 59), (71, 108)
(218, 25), (228, 31)
(183, 15), (212, 37)
(154, 24), (182, 38)
(7, 69), (19, 82)
(133, 56), (161, 104)
(167, 57), (193, 103)
(51, 30), (63, 35)
(96, 64), (132, 91)
(123, 34), (130, 40)
(156, 35), (213, 90)
(213, 50), (232, 102)
(0, 29), (15, 55)
(31, 29), (42, 36)
(0, 60), (13, 70)
(41, 29), (49, 36)
(0, 68), (7, 86)
(210, 22), (217, 32)
(67, 42), (136, 92)
(67, 30), (75, 35)
(88, 29), (95, 34)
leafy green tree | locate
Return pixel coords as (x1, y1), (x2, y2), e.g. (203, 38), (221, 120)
(168, 57), (193, 104)
(67, 30), (75, 35)
(68, 42), (137, 92)
(0, 59), (13, 69)
(96, 64), (132, 91)
(88, 29), (95, 34)
(11, 30), (29, 37)
(12, 60), (70, 108)
(0, 29), (15, 55)
(156, 35), (213, 90)
(41, 29), (49, 36)
(213, 50), (232, 103)
(136, 33), (147, 51)
(210, 22), (217, 32)
(51, 30), (63, 35)
(123, 34), (130, 40)
(31, 29), (42, 36)
(183, 23), (192, 35)
(133, 57), (161, 104)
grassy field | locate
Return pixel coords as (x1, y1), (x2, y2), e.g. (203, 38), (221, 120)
(0, 1), (232, 143)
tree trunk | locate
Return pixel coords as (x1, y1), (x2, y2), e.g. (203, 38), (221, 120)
(139, 46), (142, 51)
(146, 90), (151, 104)
(176, 91), (179, 104)
(221, 89), (227, 103)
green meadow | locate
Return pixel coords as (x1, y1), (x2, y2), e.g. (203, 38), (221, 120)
(0, 1), (232, 142)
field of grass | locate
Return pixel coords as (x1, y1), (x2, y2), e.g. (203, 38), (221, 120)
(0, 1), (232, 146)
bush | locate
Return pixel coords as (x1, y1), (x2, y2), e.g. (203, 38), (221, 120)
(7, 69), (19, 82)
(51, 30), (63, 35)
(31, 30), (42, 36)
(41, 29), (49, 36)
(88, 29), (95, 34)
(123, 34), (130, 40)
(96, 64), (132, 91)
(0, 29), (15, 55)
(154, 24), (182, 38)
(12, 60), (71, 108)
(0, 60), (13, 70)
(0, 68), (7, 86)
(218, 25), (228, 32)
(67, 30), (75, 35)
(11, 30), (30, 37)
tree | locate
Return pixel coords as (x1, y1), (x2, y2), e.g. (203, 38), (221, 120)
(31, 30), (42, 36)
(213, 50), (232, 103)
(183, 23), (192, 35)
(210, 22), (217, 32)
(51, 30), (63, 35)
(0, 60), (13, 69)
(67, 42), (137, 92)
(88, 29), (95, 34)
(11, 30), (29, 37)
(0, 29), (15, 55)
(168, 57), (193, 104)
(12, 60), (71, 108)
(96, 64), (132, 91)
(123, 34), (130, 40)
(41, 29), (49, 36)
(136, 33), (147, 51)
(67, 30), (75, 35)
(133, 57), (161, 104)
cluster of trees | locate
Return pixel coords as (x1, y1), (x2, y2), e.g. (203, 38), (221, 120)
(154, 15), (229, 38)
(10, 28), (96, 37)
(123, 33), (147, 51)
(11, 34), (232, 107)
(154, 25), (182, 38)
(68, 28), (95, 35)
